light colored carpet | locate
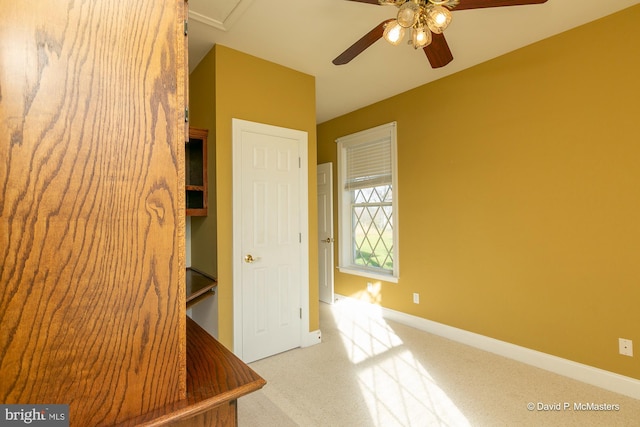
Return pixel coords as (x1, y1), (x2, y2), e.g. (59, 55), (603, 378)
(238, 298), (640, 426)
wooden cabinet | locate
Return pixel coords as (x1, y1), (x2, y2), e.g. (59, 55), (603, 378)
(117, 318), (265, 427)
(0, 1), (263, 426)
(186, 128), (208, 216)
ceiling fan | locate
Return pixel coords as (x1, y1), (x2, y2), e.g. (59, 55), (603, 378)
(333, 0), (549, 69)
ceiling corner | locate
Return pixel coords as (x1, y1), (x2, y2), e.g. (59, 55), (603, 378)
(189, 0), (254, 31)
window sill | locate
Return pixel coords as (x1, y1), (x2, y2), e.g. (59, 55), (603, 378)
(337, 266), (399, 284)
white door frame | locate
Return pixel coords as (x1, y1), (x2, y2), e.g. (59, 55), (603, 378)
(231, 118), (311, 360)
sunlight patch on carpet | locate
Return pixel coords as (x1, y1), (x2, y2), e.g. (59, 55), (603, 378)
(334, 298), (470, 427)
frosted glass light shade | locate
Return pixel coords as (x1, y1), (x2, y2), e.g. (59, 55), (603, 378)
(397, 2), (420, 28)
(383, 20), (405, 45)
(426, 5), (452, 34)
(411, 26), (432, 49)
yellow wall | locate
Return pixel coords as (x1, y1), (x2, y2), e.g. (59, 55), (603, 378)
(189, 45), (319, 348)
(318, 5), (640, 380)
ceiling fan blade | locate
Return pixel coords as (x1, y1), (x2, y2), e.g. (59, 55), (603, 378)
(423, 33), (453, 68)
(454, 0), (548, 11)
(333, 19), (394, 65)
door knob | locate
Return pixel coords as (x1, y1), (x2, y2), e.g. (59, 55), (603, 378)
(323, 238), (333, 243)
(244, 254), (255, 263)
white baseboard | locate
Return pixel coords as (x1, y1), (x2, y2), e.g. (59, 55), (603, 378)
(335, 294), (640, 400)
(302, 329), (322, 348)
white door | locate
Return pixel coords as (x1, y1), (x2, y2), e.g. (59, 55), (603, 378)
(232, 119), (309, 363)
(317, 162), (334, 304)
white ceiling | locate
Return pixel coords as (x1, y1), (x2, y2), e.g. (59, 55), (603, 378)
(188, 0), (640, 123)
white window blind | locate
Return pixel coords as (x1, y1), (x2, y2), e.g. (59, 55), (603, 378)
(345, 138), (392, 190)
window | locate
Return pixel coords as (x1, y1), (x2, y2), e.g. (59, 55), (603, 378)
(336, 122), (399, 282)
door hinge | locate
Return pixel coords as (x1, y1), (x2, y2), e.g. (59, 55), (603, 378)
(299, 308), (302, 319)
(299, 233), (302, 243)
(184, 20), (188, 36)
(299, 157), (301, 168)
(184, 107), (189, 123)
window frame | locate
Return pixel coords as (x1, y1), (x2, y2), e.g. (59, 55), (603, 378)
(336, 122), (399, 283)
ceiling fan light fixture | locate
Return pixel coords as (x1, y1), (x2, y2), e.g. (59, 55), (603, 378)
(411, 26), (432, 49)
(333, 0), (549, 69)
(383, 20), (405, 45)
(426, 5), (452, 34)
(397, 1), (421, 28)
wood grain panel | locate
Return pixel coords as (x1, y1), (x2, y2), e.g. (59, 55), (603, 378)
(168, 402), (236, 427)
(0, 0), (186, 425)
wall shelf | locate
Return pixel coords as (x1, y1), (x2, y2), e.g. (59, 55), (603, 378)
(186, 128), (208, 216)
(186, 268), (217, 308)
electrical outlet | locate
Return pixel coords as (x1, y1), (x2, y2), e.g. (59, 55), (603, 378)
(619, 338), (633, 357)
(367, 282), (373, 292)
(413, 293), (419, 304)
